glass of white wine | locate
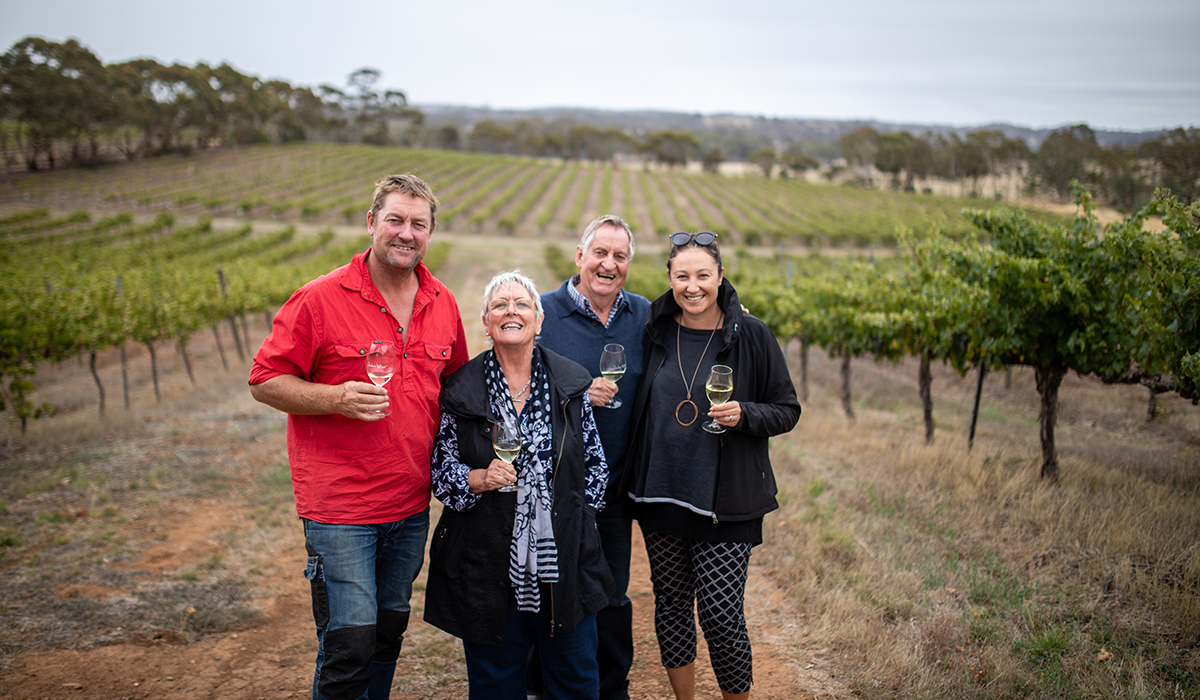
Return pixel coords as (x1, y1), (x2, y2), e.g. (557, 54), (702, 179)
(364, 340), (397, 416)
(703, 364), (733, 434)
(599, 343), (627, 409)
(492, 419), (520, 492)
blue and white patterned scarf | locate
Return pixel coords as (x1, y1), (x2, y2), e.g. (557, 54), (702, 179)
(484, 348), (558, 612)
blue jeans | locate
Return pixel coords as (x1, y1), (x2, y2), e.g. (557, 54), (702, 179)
(464, 592), (599, 700)
(303, 510), (429, 700)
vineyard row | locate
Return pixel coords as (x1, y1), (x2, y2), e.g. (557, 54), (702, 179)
(1, 142), (1046, 247)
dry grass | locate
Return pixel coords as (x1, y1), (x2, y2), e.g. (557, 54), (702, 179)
(0, 321), (295, 659)
(2, 245), (1198, 697)
(763, 346), (1200, 698)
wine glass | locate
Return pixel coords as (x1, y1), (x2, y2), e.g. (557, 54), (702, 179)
(365, 341), (397, 416)
(492, 419), (520, 492)
(703, 364), (733, 434)
(599, 343), (627, 409)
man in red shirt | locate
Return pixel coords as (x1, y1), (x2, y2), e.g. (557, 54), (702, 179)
(250, 174), (468, 700)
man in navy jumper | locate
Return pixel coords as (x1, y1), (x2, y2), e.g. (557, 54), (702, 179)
(536, 214), (650, 700)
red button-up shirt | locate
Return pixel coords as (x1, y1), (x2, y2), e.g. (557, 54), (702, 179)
(250, 250), (469, 524)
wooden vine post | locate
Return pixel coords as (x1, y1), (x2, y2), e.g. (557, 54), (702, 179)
(217, 267), (246, 361)
(116, 274), (130, 410)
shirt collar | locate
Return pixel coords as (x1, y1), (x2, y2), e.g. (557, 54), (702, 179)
(351, 248), (435, 308)
(567, 274), (626, 327)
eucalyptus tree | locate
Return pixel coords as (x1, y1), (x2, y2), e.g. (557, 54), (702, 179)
(701, 146), (724, 174)
(875, 132), (933, 192)
(973, 130), (1029, 189)
(782, 149), (819, 178)
(312, 68), (420, 145)
(565, 123), (634, 161)
(1030, 124), (1101, 199)
(260, 80), (325, 143)
(839, 126), (880, 184)
(202, 62), (275, 145)
(564, 123), (602, 160)
(748, 146), (777, 177)
(435, 123), (461, 150)
(1143, 127), (1200, 204)
(639, 130), (700, 168)
(108, 59), (202, 156)
(467, 119), (516, 153)
(0, 37), (109, 168)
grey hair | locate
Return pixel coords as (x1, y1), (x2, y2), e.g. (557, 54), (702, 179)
(579, 214), (635, 259)
(481, 269), (544, 321)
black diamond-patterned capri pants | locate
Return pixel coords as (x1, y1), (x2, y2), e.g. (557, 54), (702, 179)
(644, 530), (753, 695)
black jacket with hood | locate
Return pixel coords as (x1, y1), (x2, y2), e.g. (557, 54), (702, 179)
(623, 278), (801, 523)
(424, 347), (613, 645)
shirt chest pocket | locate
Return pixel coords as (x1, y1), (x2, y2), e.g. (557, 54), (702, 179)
(331, 342), (376, 384)
(417, 343), (453, 400)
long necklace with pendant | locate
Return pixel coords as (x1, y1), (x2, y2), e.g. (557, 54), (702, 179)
(675, 314), (721, 427)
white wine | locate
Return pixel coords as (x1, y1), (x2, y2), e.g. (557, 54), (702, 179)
(368, 372), (393, 387)
(601, 370), (625, 382)
(494, 444), (520, 464)
(705, 383), (732, 405)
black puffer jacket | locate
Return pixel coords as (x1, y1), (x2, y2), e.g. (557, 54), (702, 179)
(623, 279), (801, 522)
(424, 348), (613, 645)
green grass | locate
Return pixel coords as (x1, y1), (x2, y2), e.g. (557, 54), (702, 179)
(1016, 626), (1071, 664)
(189, 469), (232, 490)
(88, 529), (118, 543)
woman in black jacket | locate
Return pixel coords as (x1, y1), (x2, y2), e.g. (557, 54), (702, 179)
(426, 271), (613, 700)
(625, 232), (801, 700)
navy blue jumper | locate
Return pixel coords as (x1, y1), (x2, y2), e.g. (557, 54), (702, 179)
(539, 280), (651, 485)
(537, 278), (650, 700)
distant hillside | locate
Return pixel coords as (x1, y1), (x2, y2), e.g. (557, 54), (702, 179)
(417, 104), (1165, 150)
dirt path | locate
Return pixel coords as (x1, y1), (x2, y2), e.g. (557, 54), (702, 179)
(0, 324), (829, 699)
(0, 499), (817, 699)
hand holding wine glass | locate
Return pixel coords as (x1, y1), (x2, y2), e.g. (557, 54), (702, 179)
(364, 341), (397, 416)
(599, 343), (627, 409)
(703, 364), (733, 434)
(492, 419), (520, 492)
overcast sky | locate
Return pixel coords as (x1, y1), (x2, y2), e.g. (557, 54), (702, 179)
(4, 0), (1197, 132)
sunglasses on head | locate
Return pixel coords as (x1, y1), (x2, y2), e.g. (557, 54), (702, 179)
(670, 231), (718, 247)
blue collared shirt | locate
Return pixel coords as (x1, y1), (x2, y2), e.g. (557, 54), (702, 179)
(566, 274), (628, 328)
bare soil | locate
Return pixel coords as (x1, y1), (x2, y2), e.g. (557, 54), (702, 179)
(8, 232), (1191, 700)
(0, 313), (834, 699)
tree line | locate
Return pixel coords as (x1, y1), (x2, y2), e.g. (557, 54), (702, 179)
(0, 37), (422, 170)
(3, 36), (1196, 211)
(832, 124), (1199, 210)
(0, 36), (728, 175)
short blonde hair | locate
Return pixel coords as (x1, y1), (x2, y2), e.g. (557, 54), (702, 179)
(370, 174), (439, 226)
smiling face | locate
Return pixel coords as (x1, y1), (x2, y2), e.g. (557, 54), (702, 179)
(366, 192), (434, 276)
(669, 247), (723, 324)
(575, 223), (631, 305)
(484, 281), (543, 349)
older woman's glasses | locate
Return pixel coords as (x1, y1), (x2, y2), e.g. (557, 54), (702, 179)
(488, 298), (535, 314)
(670, 231), (718, 247)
